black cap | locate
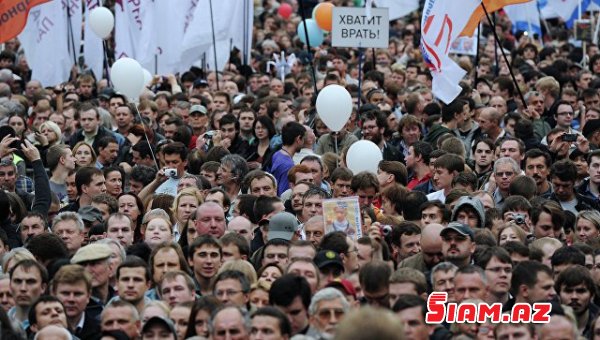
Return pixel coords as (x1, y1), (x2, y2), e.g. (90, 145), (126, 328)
(441, 222), (475, 241)
(314, 250), (344, 271)
(142, 316), (177, 338)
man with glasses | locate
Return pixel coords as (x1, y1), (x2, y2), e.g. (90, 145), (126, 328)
(475, 247), (513, 304)
(306, 288), (349, 339)
(554, 101), (576, 132)
(491, 157), (520, 212)
(359, 260), (391, 309)
(213, 270), (250, 309)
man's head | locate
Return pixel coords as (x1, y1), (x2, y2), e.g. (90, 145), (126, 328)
(194, 202), (227, 238)
(359, 260), (392, 309)
(531, 201), (565, 239)
(389, 222), (421, 262)
(227, 216), (254, 244)
(162, 142), (188, 178)
(269, 274), (312, 335)
(47, 144), (76, 173)
(440, 222), (475, 267)
(555, 101), (575, 129)
(392, 295), (431, 340)
(213, 270), (250, 308)
(250, 307), (292, 340)
(70, 243), (113, 290)
(432, 154), (464, 191)
(28, 295), (68, 333)
(350, 172), (379, 208)
(210, 306), (249, 340)
(300, 155), (325, 185)
(101, 300), (141, 339)
(52, 264), (92, 322)
(511, 260), (556, 303)
(431, 262), (458, 302)
(79, 103), (101, 134)
(330, 167), (353, 198)
(19, 212), (48, 244)
(308, 287), (349, 337)
(524, 148), (551, 187)
(555, 264), (594, 316)
(188, 236), (222, 282)
(453, 265), (487, 302)
(52, 212), (85, 255)
(116, 256), (151, 306)
(474, 247), (513, 299)
(76, 166), (106, 198)
(96, 136), (119, 166)
(493, 157), (520, 193)
(0, 159), (17, 192)
(9, 259), (48, 309)
(451, 196), (485, 229)
(246, 170), (277, 197)
(550, 159), (578, 202)
(159, 271), (196, 308)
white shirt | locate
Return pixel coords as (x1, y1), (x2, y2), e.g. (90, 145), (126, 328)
(427, 189), (446, 202)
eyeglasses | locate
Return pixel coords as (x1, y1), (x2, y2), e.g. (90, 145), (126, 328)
(317, 308), (345, 320)
(495, 171), (514, 178)
(214, 289), (243, 297)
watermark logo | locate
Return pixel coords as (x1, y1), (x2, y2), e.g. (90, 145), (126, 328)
(426, 292), (551, 324)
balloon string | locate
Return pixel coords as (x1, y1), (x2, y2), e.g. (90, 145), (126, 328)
(133, 103), (160, 170)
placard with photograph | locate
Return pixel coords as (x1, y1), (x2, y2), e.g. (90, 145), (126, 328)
(323, 197), (362, 240)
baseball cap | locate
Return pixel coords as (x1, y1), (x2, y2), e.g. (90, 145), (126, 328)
(98, 87), (116, 100)
(190, 104), (208, 115)
(267, 212), (300, 241)
(326, 279), (357, 300)
(314, 250), (344, 271)
(193, 79), (209, 88)
(78, 206), (103, 224)
(142, 316), (177, 338)
(71, 243), (112, 264)
(440, 222), (475, 241)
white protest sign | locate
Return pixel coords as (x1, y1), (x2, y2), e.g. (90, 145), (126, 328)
(331, 7), (389, 48)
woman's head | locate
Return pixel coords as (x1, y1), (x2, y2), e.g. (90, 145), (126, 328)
(185, 297), (221, 339)
(257, 263), (283, 286)
(496, 223), (527, 246)
(172, 187), (203, 224)
(576, 210), (600, 242)
(40, 121), (62, 145)
(143, 213), (173, 250)
(254, 115), (276, 140)
(118, 192), (144, 225)
(104, 167), (124, 197)
(72, 141), (97, 167)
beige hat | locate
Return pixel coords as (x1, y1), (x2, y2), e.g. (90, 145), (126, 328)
(71, 244), (112, 264)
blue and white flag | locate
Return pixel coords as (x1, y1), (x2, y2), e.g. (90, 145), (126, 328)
(542, 0), (590, 27)
(504, 1), (542, 37)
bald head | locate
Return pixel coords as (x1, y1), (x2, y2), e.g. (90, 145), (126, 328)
(227, 216), (253, 243)
(538, 315), (577, 340)
(421, 223), (444, 268)
(34, 325), (71, 340)
(195, 201), (227, 238)
(489, 96), (507, 115)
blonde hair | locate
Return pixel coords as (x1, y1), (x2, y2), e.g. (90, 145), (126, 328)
(39, 121), (62, 146)
(72, 141), (97, 165)
(171, 187), (204, 223)
(496, 223), (528, 245)
(2, 247), (35, 273)
(218, 260), (257, 284)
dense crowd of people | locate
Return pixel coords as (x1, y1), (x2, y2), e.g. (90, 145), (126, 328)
(0, 0), (600, 339)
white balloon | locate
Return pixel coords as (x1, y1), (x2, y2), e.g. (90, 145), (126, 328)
(316, 84), (352, 132)
(346, 140), (383, 174)
(89, 7), (114, 39)
(110, 58), (144, 101)
(142, 69), (152, 86)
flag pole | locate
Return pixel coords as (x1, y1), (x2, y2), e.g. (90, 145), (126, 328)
(493, 13), (499, 77)
(481, 2), (528, 110)
(65, 4), (78, 66)
(299, 0), (319, 96)
(357, 47), (363, 111)
(474, 24), (480, 84)
(208, 0), (220, 90)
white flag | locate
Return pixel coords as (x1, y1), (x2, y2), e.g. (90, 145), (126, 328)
(421, 0), (481, 104)
(114, 0), (156, 70)
(19, 1), (73, 86)
(180, 0), (253, 72)
(83, 0), (105, 80)
(375, 0), (419, 20)
(64, 0), (82, 62)
(504, 1), (542, 37)
(154, 0), (198, 75)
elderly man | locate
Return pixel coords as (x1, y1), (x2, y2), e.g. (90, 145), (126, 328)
(398, 223), (445, 273)
(71, 243), (115, 305)
(307, 288), (350, 339)
(210, 306), (250, 340)
(195, 202), (227, 238)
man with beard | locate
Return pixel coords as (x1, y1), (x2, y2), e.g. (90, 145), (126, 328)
(524, 149), (553, 196)
(556, 265), (599, 337)
(440, 222), (475, 268)
(359, 111), (402, 162)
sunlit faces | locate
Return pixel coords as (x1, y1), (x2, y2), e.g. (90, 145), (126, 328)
(144, 218), (173, 249)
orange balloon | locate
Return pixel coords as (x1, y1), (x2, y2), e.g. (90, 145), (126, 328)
(314, 2), (335, 32)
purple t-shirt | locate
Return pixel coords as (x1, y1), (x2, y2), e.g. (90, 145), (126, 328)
(269, 150), (294, 196)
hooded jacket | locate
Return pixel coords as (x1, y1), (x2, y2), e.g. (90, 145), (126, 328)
(451, 196), (486, 229)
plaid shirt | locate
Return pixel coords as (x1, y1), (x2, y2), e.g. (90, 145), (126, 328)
(16, 175), (33, 194)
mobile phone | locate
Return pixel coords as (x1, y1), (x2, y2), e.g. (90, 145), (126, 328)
(561, 134), (578, 142)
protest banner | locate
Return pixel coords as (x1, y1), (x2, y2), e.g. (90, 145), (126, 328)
(331, 7), (389, 48)
(323, 197), (362, 240)
(449, 30), (478, 56)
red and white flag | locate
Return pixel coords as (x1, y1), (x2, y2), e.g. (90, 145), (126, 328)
(421, 0), (481, 103)
(114, 0), (155, 70)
